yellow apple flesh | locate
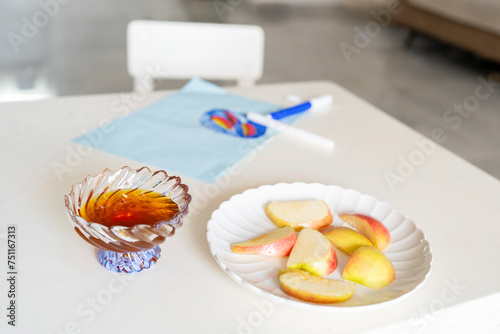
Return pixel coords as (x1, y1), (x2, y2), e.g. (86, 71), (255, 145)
(340, 214), (391, 250)
(342, 246), (395, 289)
(265, 200), (333, 231)
(231, 226), (296, 256)
(279, 269), (356, 303)
(321, 226), (373, 255)
(287, 228), (337, 276)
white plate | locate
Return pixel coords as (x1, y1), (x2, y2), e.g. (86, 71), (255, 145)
(207, 183), (432, 312)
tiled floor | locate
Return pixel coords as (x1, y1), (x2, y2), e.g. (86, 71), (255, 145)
(1, 0), (499, 178)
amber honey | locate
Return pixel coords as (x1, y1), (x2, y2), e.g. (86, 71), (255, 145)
(80, 189), (179, 228)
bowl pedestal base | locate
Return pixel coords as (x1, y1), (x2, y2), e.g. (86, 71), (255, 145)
(97, 246), (161, 273)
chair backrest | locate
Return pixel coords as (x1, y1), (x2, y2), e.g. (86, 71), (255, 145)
(127, 20), (265, 91)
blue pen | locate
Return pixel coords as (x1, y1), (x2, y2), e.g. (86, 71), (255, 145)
(269, 94), (334, 120)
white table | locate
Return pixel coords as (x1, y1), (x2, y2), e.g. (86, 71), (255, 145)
(1, 81), (499, 333)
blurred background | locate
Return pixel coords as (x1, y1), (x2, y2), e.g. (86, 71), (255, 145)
(1, 0), (499, 178)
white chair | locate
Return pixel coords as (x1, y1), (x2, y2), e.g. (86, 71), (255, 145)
(127, 20), (265, 91)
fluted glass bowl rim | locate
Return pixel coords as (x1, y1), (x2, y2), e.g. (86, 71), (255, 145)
(65, 166), (192, 234)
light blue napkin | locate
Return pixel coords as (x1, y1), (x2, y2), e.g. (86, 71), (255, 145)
(73, 78), (283, 183)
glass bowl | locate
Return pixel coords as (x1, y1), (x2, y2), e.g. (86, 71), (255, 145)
(65, 166), (192, 273)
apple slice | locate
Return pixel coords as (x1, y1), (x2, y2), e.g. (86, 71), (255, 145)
(287, 228), (337, 276)
(321, 226), (373, 255)
(342, 246), (396, 289)
(340, 214), (391, 250)
(231, 226), (296, 256)
(279, 269), (356, 303)
(265, 200), (333, 231)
